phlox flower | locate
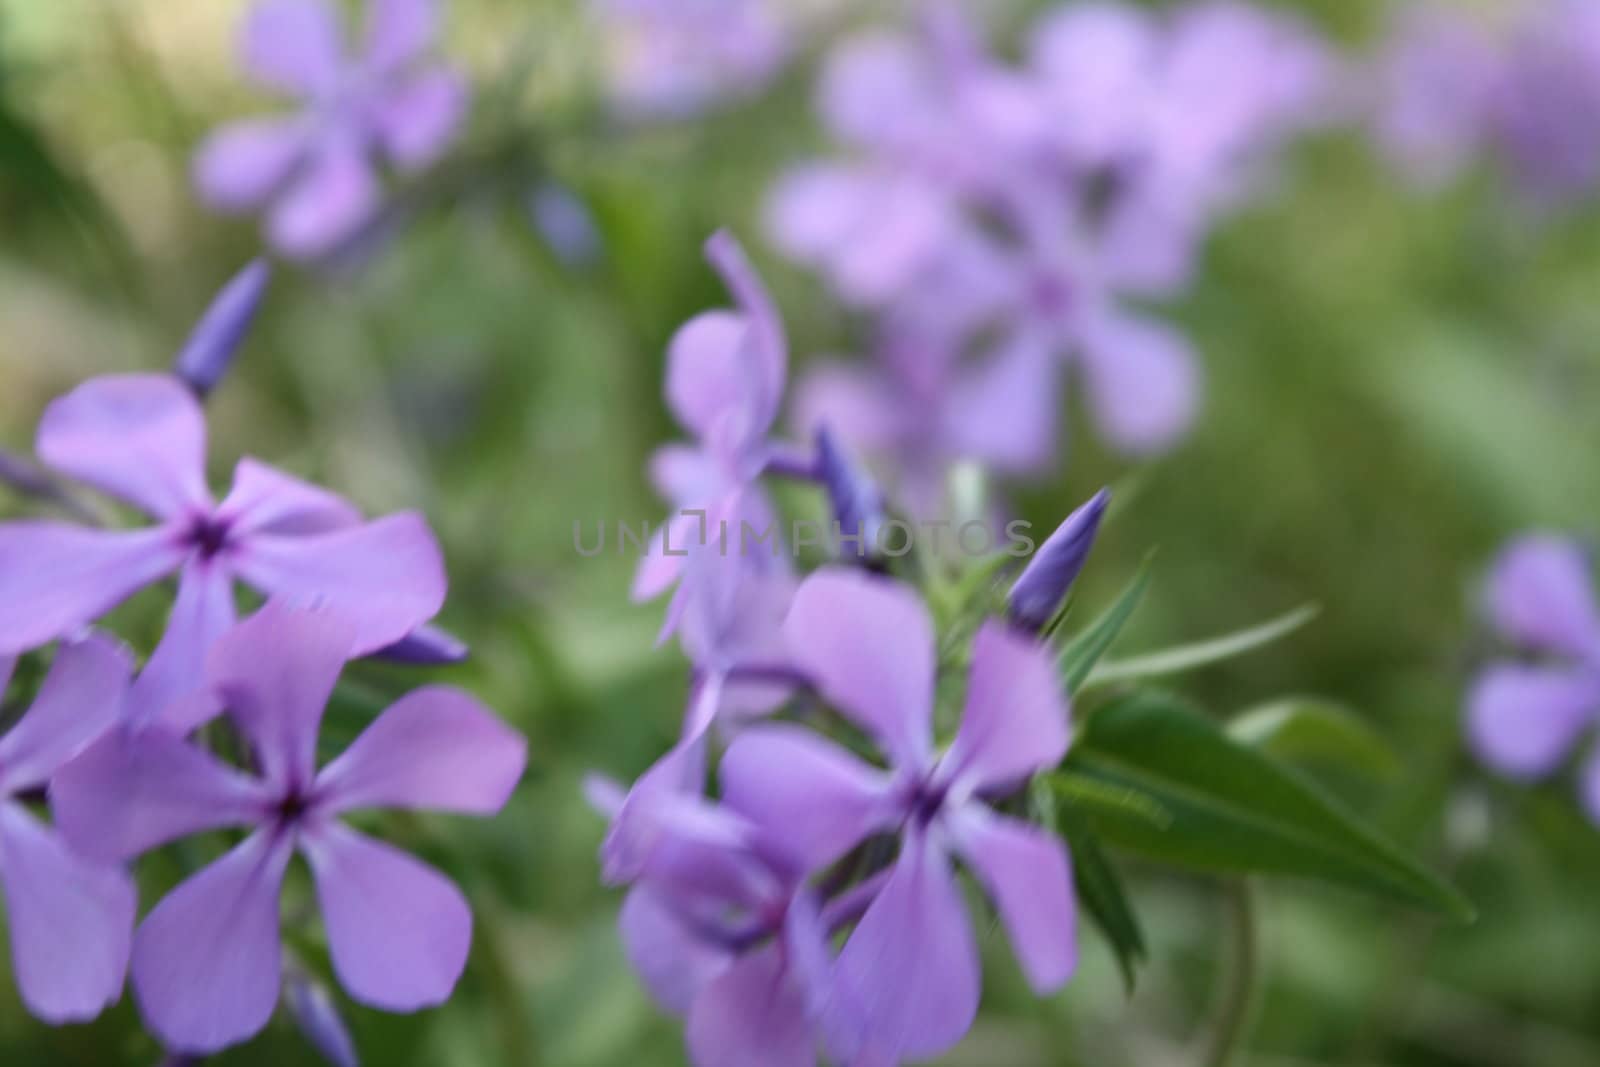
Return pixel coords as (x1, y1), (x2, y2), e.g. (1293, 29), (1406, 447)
(1467, 536), (1600, 822)
(0, 637), (136, 1023)
(194, 0), (468, 258)
(51, 601), (526, 1054)
(0, 373), (446, 727)
(593, 0), (789, 120)
(722, 569), (1077, 1063)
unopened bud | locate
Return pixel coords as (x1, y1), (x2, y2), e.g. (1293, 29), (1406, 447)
(173, 259), (270, 397)
(1007, 489), (1110, 633)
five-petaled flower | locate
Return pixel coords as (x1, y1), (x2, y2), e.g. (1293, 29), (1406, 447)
(722, 568), (1077, 1064)
(52, 601), (527, 1055)
(0, 638), (136, 1024)
(1467, 536), (1600, 822)
(194, 0), (468, 258)
(0, 372), (447, 727)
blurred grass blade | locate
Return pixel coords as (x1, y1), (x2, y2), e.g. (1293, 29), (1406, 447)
(1057, 555), (1152, 694)
(1228, 699), (1399, 781)
(1067, 690), (1475, 921)
(1083, 604), (1320, 690)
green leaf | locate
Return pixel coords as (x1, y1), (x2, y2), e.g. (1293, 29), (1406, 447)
(1047, 770), (1172, 830)
(1083, 603), (1320, 689)
(1228, 699), (1400, 781)
(1057, 556), (1152, 694)
(1062, 809), (1147, 993)
(1066, 691), (1474, 921)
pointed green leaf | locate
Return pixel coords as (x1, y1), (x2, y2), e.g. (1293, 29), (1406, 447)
(1083, 604), (1320, 690)
(1061, 807), (1147, 993)
(1057, 556), (1152, 694)
(1228, 700), (1400, 781)
(1066, 691), (1474, 921)
(1047, 770), (1172, 830)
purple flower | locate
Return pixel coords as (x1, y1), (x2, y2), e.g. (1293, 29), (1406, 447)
(593, 0), (789, 120)
(1008, 489), (1110, 633)
(1467, 536), (1600, 822)
(604, 787), (833, 1067)
(632, 233), (789, 627)
(0, 373), (447, 727)
(173, 260), (272, 398)
(193, 0), (468, 258)
(722, 569), (1076, 1063)
(51, 601), (526, 1054)
(0, 635), (137, 1023)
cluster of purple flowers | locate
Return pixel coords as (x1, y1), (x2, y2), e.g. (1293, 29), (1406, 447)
(603, 231), (1106, 1066)
(768, 2), (1335, 513)
(0, 275), (525, 1054)
(194, 0), (468, 259)
(1374, 0), (1600, 206)
(1468, 536), (1600, 823)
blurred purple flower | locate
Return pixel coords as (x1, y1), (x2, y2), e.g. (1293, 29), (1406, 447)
(1376, 0), (1600, 205)
(1467, 536), (1600, 823)
(193, 0), (468, 258)
(632, 232), (790, 632)
(593, 0), (789, 120)
(605, 788), (832, 1067)
(722, 569), (1076, 1063)
(0, 374), (447, 727)
(0, 635), (137, 1024)
(1008, 489), (1110, 633)
(173, 260), (272, 397)
(51, 602), (526, 1055)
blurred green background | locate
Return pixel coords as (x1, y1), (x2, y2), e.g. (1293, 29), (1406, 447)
(2, 0), (1600, 1064)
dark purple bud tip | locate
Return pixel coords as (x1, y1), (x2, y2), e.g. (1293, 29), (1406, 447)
(530, 182), (602, 266)
(367, 623), (470, 665)
(1008, 488), (1110, 633)
(173, 259), (271, 397)
(285, 973), (360, 1067)
(815, 424), (888, 562)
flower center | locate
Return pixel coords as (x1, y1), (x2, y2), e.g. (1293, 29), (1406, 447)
(906, 777), (949, 827)
(185, 514), (234, 560)
(1030, 270), (1075, 318)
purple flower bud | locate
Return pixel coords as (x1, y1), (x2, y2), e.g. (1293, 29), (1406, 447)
(285, 972), (360, 1067)
(1008, 489), (1110, 633)
(173, 259), (270, 397)
(815, 424), (887, 561)
(529, 182), (602, 266)
(368, 623), (470, 665)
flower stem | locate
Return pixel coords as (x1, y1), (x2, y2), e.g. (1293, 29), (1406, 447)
(1201, 880), (1261, 1067)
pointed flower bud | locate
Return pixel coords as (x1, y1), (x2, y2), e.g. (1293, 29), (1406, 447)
(1008, 488), (1110, 633)
(815, 424), (887, 561)
(286, 972), (360, 1067)
(173, 259), (271, 397)
(368, 623), (470, 666)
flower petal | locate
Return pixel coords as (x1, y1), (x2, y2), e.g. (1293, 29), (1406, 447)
(826, 833), (980, 1063)
(242, 0), (345, 97)
(302, 823), (472, 1011)
(705, 232), (786, 435)
(209, 600), (356, 791)
(0, 523), (184, 657)
(1466, 664), (1598, 779)
(374, 67), (467, 170)
(631, 512), (697, 602)
(791, 362), (901, 453)
(127, 561), (237, 730)
(363, 0), (436, 73)
(266, 139), (380, 259)
(618, 886), (731, 1017)
(943, 621), (1070, 792)
(51, 724), (272, 862)
(945, 330), (1061, 474)
(665, 311), (756, 442)
(316, 685), (525, 816)
(232, 511), (447, 655)
(1076, 312), (1201, 455)
(1583, 747), (1600, 827)
(782, 568), (935, 769)
(948, 805), (1076, 992)
(721, 724), (895, 871)
(1484, 536), (1600, 660)
(0, 633), (131, 795)
(36, 373), (211, 519)
(220, 457), (362, 537)
(132, 831), (292, 1054)
(687, 943), (816, 1067)
(0, 802), (135, 1023)
(192, 119), (308, 212)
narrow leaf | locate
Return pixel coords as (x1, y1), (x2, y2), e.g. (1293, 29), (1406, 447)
(1228, 700), (1400, 781)
(1083, 604), (1320, 689)
(1057, 556), (1153, 694)
(1067, 691), (1474, 921)
(1060, 805), (1147, 994)
(1047, 770), (1172, 829)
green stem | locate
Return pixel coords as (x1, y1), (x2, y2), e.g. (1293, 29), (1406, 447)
(1202, 880), (1261, 1067)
